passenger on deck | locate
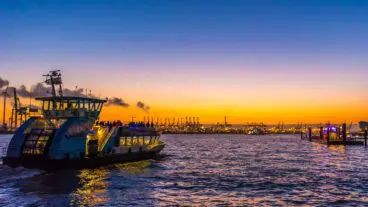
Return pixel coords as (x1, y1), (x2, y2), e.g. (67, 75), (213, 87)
(107, 121), (112, 130)
(117, 120), (122, 126)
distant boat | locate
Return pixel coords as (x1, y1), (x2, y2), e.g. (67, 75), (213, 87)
(247, 127), (265, 135)
(359, 121), (368, 130)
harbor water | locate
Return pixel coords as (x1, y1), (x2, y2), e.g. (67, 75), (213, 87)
(1, 134), (368, 206)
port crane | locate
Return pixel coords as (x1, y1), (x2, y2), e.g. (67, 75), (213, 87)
(9, 88), (30, 129)
(1, 86), (9, 128)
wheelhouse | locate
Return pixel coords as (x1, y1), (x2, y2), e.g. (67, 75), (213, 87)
(36, 96), (106, 126)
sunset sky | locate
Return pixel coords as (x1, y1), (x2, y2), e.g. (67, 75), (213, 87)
(0, 0), (367, 124)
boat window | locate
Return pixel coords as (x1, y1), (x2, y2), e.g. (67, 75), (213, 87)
(24, 118), (51, 133)
(22, 129), (52, 155)
(98, 103), (103, 111)
(55, 102), (61, 110)
(40, 97), (105, 119)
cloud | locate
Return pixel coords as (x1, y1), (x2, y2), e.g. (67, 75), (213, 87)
(17, 85), (32, 97)
(0, 88), (11, 96)
(63, 87), (86, 97)
(136, 101), (150, 112)
(29, 83), (49, 97)
(0, 77), (9, 89)
(11, 82), (87, 98)
(106, 97), (129, 107)
(0, 76), (128, 109)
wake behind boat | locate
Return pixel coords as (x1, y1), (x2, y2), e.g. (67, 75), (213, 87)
(2, 70), (165, 170)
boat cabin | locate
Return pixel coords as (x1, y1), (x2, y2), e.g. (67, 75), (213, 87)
(36, 96), (106, 122)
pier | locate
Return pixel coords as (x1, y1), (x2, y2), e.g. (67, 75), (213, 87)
(301, 123), (367, 146)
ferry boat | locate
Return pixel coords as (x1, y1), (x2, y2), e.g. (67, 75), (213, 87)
(2, 70), (165, 170)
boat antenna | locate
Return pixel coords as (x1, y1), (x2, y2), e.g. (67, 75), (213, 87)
(43, 70), (63, 97)
(43, 70), (63, 110)
(75, 86), (78, 96)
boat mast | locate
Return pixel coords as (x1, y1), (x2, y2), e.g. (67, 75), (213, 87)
(43, 70), (63, 110)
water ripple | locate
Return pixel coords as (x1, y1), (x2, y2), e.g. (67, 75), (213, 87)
(1, 134), (368, 206)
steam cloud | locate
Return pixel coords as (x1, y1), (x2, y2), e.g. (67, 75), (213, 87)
(0, 76), (130, 109)
(17, 85), (32, 97)
(63, 87), (86, 97)
(13, 82), (86, 98)
(137, 101), (150, 112)
(0, 77), (9, 89)
(107, 97), (129, 107)
(0, 76), (88, 98)
(29, 83), (49, 97)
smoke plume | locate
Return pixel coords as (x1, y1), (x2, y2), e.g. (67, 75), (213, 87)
(0, 76), (129, 109)
(137, 101), (150, 112)
(63, 87), (85, 97)
(29, 83), (49, 97)
(17, 85), (32, 97)
(11, 82), (86, 98)
(107, 97), (129, 107)
(0, 77), (9, 89)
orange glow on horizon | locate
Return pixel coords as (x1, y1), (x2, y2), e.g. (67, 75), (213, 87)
(97, 102), (368, 124)
(1, 77), (367, 125)
(0, 92), (367, 125)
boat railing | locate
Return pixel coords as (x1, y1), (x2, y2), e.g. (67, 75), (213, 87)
(120, 135), (160, 147)
(98, 126), (117, 152)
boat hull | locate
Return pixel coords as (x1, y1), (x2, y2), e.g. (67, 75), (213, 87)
(2, 149), (164, 171)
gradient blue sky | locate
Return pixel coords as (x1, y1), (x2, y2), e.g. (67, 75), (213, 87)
(0, 0), (367, 123)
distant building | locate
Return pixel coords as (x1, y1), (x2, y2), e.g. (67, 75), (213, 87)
(359, 121), (368, 130)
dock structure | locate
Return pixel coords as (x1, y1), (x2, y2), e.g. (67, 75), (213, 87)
(301, 124), (367, 146)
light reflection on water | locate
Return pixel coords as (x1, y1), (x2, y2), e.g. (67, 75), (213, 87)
(0, 134), (368, 206)
(71, 168), (109, 206)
